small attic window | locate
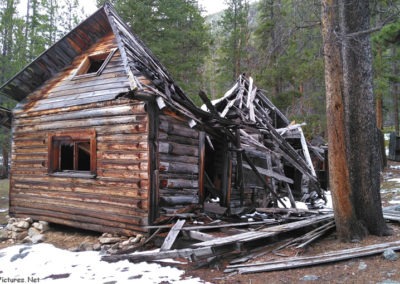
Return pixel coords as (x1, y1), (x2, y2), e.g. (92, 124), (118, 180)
(73, 48), (117, 79)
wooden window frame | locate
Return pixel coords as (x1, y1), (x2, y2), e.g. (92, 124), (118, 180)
(72, 48), (117, 80)
(48, 129), (97, 178)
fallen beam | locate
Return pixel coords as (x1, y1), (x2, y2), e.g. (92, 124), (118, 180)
(160, 219), (185, 251)
(192, 214), (334, 248)
(225, 240), (400, 274)
(101, 247), (214, 263)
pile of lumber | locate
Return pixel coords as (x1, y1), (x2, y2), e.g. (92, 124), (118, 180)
(101, 208), (400, 274)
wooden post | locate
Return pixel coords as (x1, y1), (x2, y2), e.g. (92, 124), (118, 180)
(221, 140), (232, 207)
(147, 102), (159, 225)
(198, 131), (206, 204)
(235, 129), (245, 206)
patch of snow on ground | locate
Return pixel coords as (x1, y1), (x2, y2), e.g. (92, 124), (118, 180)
(0, 243), (206, 283)
(388, 178), (400, 183)
(389, 165), (400, 170)
(325, 191), (333, 209)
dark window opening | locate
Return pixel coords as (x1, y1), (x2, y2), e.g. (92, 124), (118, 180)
(86, 59), (105, 74)
(60, 143), (74, 170)
(77, 142), (91, 171)
(49, 130), (96, 176)
(73, 49), (116, 78)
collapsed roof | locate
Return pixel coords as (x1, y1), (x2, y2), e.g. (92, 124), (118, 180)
(198, 75), (325, 208)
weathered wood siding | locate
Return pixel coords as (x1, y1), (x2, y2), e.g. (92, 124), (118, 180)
(158, 112), (200, 213)
(10, 32), (150, 235)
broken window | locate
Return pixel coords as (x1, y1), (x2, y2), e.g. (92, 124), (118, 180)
(48, 130), (96, 177)
(73, 48), (117, 78)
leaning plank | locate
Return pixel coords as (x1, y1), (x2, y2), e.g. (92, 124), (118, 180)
(273, 220), (335, 252)
(102, 247), (213, 263)
(225, 240), (400, 274)
(193, 214), (333, 248)
(160, 219), (185, 251)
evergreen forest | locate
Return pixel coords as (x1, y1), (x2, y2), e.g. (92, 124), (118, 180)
(0, 0), (399, 141)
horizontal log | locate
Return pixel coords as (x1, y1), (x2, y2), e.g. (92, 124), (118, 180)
(97, 142), (148, 151)
(32, 78), (130, 106)
(15, 98), (137, 118)
(15, 104), (144, 126)
(159, 161), (198, 174)
(159, 142), (199, 156)
(99, 151), (148, 161)
(45, 74), (130, 98)
(159, 120), (198, 139)
(12, 147), (47, 155)
(160, 178), (198, 189)
(11, 207), (146, 235)
(158, 132), (199, 146)
(159, 153), (198, 164)
(11, 193), (148, 213)
(12, 187), (144, 208)
(97, 133), (148, 142)
(31, 88), (131, 112)
(12, 175), (149, 189)
(13, 183), (146, 198)
(10, 198), (148, 224)
(160, 195), (199, 206)
(15, 115), (146, 133)
(12, 153), (46, 161)
(98, 169), (148, 179)
(12, 169), (48, 176)
(96, 123), (147, 134)
(13, 140), (47, 147)
(98, 161), (148, 171)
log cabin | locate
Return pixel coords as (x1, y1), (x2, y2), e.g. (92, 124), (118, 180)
(0, 3), (207, 235)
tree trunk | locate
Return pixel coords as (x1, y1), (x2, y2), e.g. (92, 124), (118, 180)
(2, 144), (8, 179)
(339, 0), (389, 237)
(376, 96), (383, 130)
(393, 47), (399, 135)
(321, 0), (364, 241)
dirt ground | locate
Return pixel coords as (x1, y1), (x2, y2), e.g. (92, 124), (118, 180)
(1, 163), (400, 283)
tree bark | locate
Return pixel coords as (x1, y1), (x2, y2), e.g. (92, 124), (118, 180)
(340, 0), (389, 237)
(392, 47), (399, 135)
(321, 0), (364, 241)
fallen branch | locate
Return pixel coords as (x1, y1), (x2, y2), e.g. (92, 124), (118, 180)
(225, 240), (400, 274)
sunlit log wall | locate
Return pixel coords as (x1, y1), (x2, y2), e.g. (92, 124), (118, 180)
(10, 34), (152, 235)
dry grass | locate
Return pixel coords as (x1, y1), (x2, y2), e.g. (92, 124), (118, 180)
(0, 178), (9, 225)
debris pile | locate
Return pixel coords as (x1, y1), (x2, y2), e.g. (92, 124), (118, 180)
(194, 75), (326, 211)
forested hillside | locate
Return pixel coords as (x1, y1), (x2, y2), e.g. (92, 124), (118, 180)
(0, 0), (399, 140)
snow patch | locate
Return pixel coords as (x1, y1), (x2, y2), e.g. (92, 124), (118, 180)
(388, 178), (400, 183)
(0, 243), (207, 283)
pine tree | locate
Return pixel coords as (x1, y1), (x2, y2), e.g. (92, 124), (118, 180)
(98, 0), (210, 102)
(218, 0), (250, 82)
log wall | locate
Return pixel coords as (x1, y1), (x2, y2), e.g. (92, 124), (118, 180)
(10, 33), (151, 235)
(158, 112), (200, 213)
